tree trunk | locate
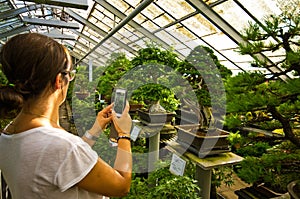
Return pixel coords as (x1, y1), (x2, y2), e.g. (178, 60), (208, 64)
(267, 105), (300, 147)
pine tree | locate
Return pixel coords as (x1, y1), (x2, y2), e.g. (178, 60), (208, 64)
(225, 5), (300, 147)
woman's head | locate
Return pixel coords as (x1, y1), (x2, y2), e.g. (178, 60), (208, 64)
(0, 33), (72, 118)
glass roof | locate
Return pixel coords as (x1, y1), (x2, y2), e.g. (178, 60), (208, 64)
(0, 0), (298, 75)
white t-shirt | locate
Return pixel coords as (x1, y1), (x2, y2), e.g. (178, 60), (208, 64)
(0, 126), (106, 199)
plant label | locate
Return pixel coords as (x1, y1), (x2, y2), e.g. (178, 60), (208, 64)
(130, 125), (141, 141)
(170, 153), (186, 176)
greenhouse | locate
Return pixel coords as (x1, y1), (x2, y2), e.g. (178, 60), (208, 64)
(0, 0), (299, 198)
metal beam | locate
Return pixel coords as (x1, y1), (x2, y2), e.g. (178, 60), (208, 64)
(74, 0), (155, 64)
(64, 8), (136, 57)
(42, 32), (75, 40)
(0, 18), (20, 29)
(0, 25), (35, 39)
(95, 0), (186, 60)
(24, 0), (88, 10)
(68, 46), (105, 66)
(69, 29), (113, 54)
(0, 4), (41, 19)
(72, 40), (109, 64)
(69, 51), (104, 66)
(187, 0), (289, 80)
(22, 16), (79, 29)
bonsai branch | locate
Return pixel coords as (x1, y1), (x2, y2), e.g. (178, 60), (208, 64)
(267, 105), (300, 147)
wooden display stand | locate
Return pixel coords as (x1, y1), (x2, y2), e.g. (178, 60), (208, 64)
(166, 141), (244, 199)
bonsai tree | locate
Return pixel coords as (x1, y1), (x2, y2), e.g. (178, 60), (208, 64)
(225, 6), (300, 147)
(129, 44), (181, 112)
(224, 5), (300, 193)
(179, 45), (232, 126)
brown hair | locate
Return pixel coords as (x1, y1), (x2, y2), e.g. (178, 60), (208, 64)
(0, 33), (72, 118)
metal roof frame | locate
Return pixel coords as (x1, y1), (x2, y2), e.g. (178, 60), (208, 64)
(0, 0), (297, 77)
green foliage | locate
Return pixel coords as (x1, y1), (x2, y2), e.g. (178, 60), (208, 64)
(0, 64), (8, 85)
(236, 141), (271, 157)
(184, 45), (230, 111)
(225, 70), (300, 189)
(128, 45), (181, 111)
(227, 8), (300, 192)
(239, 9), (300, 76)
(212, 166), (234, 188)
(237, 149), (300, 192)
(227, 131), (244, 147)
(121, 160), (201, 199)
(71, 96), (96, 135)
(224, 114), (243, 129)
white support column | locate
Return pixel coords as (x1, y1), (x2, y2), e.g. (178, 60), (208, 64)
(88, 59), (93, 82)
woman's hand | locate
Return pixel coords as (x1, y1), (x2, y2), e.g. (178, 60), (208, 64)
(96, 104), (113, 130)
(112, 102), (132, 135)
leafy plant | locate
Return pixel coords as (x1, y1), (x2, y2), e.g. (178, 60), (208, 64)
(235, 141), (271, 157)
(120, 160), (201, 199)
(237, 148), (300, 193)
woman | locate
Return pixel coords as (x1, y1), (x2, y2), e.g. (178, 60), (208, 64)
(0, 33), (132, 198)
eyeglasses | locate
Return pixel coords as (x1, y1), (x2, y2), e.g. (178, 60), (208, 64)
(61, 69), (76, 81)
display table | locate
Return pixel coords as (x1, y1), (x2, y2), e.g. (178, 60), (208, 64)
(139, 124), (162, 172)
(166, 141), (244, 199)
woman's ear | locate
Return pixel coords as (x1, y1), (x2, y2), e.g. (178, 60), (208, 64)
(55, 73), (63, 90)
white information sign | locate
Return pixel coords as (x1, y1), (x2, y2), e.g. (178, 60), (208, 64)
(170, 153), (186, 176)
(130, 125), (141, 141)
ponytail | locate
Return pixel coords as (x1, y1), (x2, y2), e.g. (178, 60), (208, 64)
(0, 85), (23, 119)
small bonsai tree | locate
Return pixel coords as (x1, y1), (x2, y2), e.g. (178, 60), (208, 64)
(129, 44), (181, 112)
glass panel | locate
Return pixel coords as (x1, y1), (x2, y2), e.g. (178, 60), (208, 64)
(133, 13), (147, 24)
(141, 3), (164, 20)
(220, 49), (254, 63)
(124, 0), (140, 7)
(108, 0), (130, 13)
(153, 13), (174, 27)
(202, 32), (238, 49)
(156, 0), (196, 19)
(92, 8), (105, 20)
(181, 14), (217, 37)
(141, 19), (159, 30)
(237, 0), (282, 20)
(212, 0), (255, 33)
(154, 30), (179, 46)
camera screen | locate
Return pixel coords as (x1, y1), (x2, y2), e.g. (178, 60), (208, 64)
(114, 91), (126, 114)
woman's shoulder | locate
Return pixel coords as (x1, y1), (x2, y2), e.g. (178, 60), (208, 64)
(38, 126), (82, 143)
(36, 126), (95, 157)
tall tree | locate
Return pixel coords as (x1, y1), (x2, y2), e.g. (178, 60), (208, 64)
(225, 6), (300, 147)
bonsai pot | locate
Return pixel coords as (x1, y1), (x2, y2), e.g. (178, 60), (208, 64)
(175, 124), (230, 157)
(235, 184), (288, 199)
(138, 109), (174, 124)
